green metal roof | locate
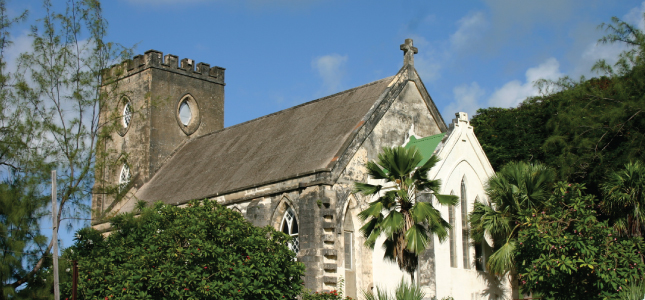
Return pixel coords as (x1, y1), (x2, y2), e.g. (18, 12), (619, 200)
(404, 133), (446, 166)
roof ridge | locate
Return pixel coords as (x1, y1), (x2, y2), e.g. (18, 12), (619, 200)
(410, 132), (445, 142)
(192, 76), (395, 142)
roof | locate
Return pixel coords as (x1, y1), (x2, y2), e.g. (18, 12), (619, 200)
(135, 76), (395, 204)
(404, 133), (446, 166)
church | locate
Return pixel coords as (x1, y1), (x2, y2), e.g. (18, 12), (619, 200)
(91, 39), (511, 300)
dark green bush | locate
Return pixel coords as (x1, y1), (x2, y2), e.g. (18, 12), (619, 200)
(63, 199), (305, 300)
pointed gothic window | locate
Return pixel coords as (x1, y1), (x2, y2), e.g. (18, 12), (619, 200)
(461, 179), (471, 269)
(344, 212), (354, 270)
(119, 164), (131, 192)
(449, 190), (457, 268)
(179, 100), (192, 126)
(281, 208), (299, 254)
(122, 101), (133, 128)
(474, 196), (485, 271)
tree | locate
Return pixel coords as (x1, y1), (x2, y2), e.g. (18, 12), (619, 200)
(471, 15), (645, 198)
(516, 182), (645, 299)
(469, 161), (556, 298)
(0, 0), (130, 297)
(601, 161), (645, 237)
(354, 146), (458, 282)
(63, 199), (305, 300)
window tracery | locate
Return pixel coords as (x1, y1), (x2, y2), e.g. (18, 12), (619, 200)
(119, 164), (131, 192)
(281, 208), (299, 254)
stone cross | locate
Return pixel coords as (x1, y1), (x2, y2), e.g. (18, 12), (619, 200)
(400, 38), (418, 67)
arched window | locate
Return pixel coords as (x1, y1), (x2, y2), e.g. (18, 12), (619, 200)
(281, 208), (299, 254)
(122, 101), (133, 128)
(119, 164), (131, 191)
(449, 190), (457, 268)
(461, 178), (470, 269)
(473, 196), (485, 271)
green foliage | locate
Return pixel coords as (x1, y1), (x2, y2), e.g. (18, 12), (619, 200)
(469, 161), (556, 276)
(470, 101), (556, 170)
(516, 182), (645, 299)
(354, 146), (457, 281)
(63, 199), (305, 300)
(0, 0), (131, 296)
(361, 278), (425, 300)
(471, 15), (645, 198)
(600, 161), (645, 237)
(302, 278), (353, 300)
(0, 176), (49, 298)
(618, 281), (645, 300)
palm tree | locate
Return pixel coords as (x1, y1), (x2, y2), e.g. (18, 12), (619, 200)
(354, 146), (458, 282)
(469, 161), (555, 298)
(601, 161), (645, 237)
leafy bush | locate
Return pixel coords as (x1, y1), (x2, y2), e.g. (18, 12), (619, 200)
(63, 199), (305, 300)
(301, 277), (353, 300)
(516, 183), (645, 299)
(618, 281), (645, 300)
(361, 278), (425, 300)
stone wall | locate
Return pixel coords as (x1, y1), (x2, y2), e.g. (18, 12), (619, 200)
(92, 50), (225, 221)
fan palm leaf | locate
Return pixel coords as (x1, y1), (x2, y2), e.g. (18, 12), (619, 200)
(355, 146), (457, 282)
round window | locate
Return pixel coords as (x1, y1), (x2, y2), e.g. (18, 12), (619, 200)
(179, 100), (192, 126)
(122, 102), (133, 128)
(175, 94), (200, 135)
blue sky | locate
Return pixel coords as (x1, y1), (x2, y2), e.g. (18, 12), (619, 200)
(5, 0), (645, 248)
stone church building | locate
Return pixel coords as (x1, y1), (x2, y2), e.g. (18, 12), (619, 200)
(92, 39), (510, 300)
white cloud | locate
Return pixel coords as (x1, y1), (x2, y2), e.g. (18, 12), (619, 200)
(4, 32), (33, 77)
(488, 58), (563, 108)
(311, 53), (348, 94)
(570, 2), (645, 78)
(624, 1), (645, 31)
(444, 82), (485, 119)
(449, 12), (488, 51)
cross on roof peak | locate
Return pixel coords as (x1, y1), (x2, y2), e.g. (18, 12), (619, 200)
(400, 38), (418, 67)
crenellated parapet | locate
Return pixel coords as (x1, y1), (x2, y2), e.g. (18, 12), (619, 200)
(103, 49), (225, 85)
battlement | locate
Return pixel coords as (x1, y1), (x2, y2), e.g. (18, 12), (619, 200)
(103, 50), (225, 85)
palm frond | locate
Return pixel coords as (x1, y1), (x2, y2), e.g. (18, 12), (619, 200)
(486, 240), (516, 275)
(381, 210), (404, 238)
(435, 193), (459, 206)
(405, 224), (429, 254)
(353, 182), (382, 196)
(366, 161), (389, 180)
(358, 201), (385, 221)
(394, 277), (425, 300)
(360, 216), (384, 249)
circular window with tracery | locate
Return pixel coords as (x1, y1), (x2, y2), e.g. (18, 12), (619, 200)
(281, 208), (299, 254)
(175, 94), (200, 135)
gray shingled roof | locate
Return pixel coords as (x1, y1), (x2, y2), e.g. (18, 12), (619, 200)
(135, 76), (394, 204)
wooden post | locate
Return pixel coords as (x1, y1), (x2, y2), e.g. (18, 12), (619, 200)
(52, 170), (59, 300)
(72, 261), (78, 300)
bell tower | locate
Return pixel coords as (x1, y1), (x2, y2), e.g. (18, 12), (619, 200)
(92, 50), (225, 219)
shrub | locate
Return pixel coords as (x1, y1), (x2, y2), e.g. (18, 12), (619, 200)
(361, 278), (425, 300)
(63, 199), (305, 300)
